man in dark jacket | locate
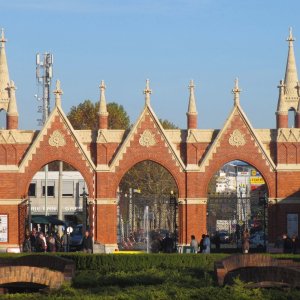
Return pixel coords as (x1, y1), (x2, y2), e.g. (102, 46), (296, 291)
(82, 230), (93, 253)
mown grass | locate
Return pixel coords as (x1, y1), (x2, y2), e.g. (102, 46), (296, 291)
(0, 253), (300, 299)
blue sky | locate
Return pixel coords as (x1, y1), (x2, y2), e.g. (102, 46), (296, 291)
(1, 0), (300, 130)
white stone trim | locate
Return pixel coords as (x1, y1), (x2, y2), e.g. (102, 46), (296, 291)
(186, 164), (201, 172)
(0, 245), (21, 253)
(96, 164), (110, 172)
(0, 199), (24, 205)
(178, 198), (207, 204)
(277, 164), (300, 171)
(96, 198), (117, 205)
(0, 165), (19, 172)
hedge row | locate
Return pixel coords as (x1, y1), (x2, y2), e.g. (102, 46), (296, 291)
(59, 253), (229, 272)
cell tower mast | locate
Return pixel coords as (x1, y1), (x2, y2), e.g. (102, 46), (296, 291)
(36, 53), (53, 125)
(35, 52), (53, 217)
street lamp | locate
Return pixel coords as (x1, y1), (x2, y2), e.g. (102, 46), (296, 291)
(82, 187), (89, 232)
(259, 192), (268, 251)
(170, 190), (178, 252)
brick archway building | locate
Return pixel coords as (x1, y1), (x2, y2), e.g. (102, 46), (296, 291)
(0, 29), (300, 252)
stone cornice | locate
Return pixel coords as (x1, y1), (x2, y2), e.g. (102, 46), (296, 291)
(179, 198), (207, 204)
(276, 164), (300, 171)
(0, 165), (18, 172)
(0, 199), (24, 205)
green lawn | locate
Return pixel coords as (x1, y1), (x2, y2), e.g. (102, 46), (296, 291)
(1, 253), (300, 300)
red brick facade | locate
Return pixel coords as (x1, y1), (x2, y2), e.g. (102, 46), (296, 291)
(0, 94), (300, 251)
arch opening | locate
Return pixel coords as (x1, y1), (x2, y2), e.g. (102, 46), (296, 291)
(117, 160), (178, 252)
(288, 108), (296, 128)
(207, 160), (268, 252)
(0, 109), (6, 129)
(26, 160), (89, 252)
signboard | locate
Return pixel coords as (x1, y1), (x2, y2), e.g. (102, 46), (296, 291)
(237, 171), (249, 176)
(0, 215), (8, 242)
(287, 214), (298, 237)
(250, 177), (265, 185)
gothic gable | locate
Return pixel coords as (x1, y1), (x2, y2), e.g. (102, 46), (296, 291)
(200, 104), (276, 173)
(110, 105), (185, 174)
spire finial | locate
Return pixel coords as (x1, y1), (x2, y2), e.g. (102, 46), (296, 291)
(287, 27), (295, 44)
(99, 80), (108, 115)
(0, 28), (6, 47)
(143, 79), (152, 105)
(232, 78), (241, 105)
(187, 79), (197, 114)
(100, 79), (106, 91)
(54, 80), (63, 107)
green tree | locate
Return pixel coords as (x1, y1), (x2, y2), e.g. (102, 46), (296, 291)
(67, 100), (130, 130)
(159, 119), (179, 129)
(107, 102), (130, 129)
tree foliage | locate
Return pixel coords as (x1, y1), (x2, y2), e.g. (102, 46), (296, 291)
(67, 100), (130, 130)
(159, 119), (178, 129)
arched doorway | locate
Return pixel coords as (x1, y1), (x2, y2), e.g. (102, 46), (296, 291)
(117, 160), (178, 252)
(207, 160), (268, 251)
(26, 160), (89, 251)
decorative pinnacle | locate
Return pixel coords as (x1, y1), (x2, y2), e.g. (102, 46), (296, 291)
(54, 80), (63, 106)
(100, 79), (106, 91)
(232, 78), (241, 105)
(143, 79), (152, 105)
(99, 79), (108, 115)
(278, 79), (285, 89)
(187, 79), (197, 115)
(9, 80), (16, 90)
(287, 27), (295, 43)
(0, 28), (7, 47)
(189, 79), (195, 90)
(54, 80), (63, 95)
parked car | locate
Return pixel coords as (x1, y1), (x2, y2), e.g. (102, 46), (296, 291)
(69, 224), (83, 251)
(219, 231), (230, 243)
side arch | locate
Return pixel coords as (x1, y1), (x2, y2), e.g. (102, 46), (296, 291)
(20, 157), (94, 199)
(201, 155), (275, 198)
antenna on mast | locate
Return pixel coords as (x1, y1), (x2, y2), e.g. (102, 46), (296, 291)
(35, 52), (53, 126)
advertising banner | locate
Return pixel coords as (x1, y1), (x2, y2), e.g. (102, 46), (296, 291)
(250, 177), (265, 185)
(0, 215), (8, 242)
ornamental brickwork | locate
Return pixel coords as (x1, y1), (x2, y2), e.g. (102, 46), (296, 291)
(0, 29), (300, 252)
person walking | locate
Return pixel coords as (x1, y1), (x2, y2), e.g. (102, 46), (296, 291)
(190, 235), (198, 253)
(242, 229), (250, 254)
(82, 230), (93, 254)
(36, 232), (47, 252)
(203, 235), (211, 253)
(199, 234), (206, 253)
(47, 233), (56, 252)
(23, 234), (31, 252)
(162, 233), (173, 253)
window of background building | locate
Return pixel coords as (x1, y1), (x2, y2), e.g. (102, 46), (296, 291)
(62, 181), (74, 197)
(28, 182), (37, 197)
(42, 180), (55, 197)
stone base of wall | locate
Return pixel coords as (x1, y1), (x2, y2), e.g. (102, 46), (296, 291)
(0, 244), (21, 253)
(94, 243), (118, 253)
